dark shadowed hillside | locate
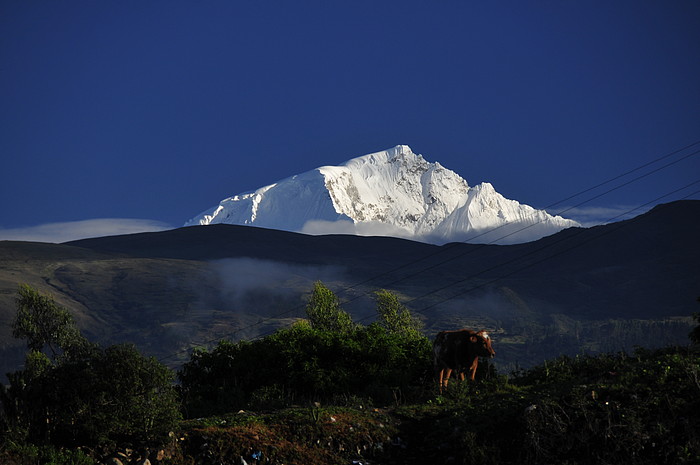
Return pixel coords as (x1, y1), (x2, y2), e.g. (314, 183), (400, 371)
(1, 200), (698, 381)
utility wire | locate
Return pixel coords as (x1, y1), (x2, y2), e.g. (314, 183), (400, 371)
(352, 181), (700, 325)
(324, 147), (700, 311)
(157, 141), (700, 361)
(200, 178), (700, 350)
(546, 139), (700, 210)
(309, 140), (700, 295)
(440, 141), (700, 244)
(248, 180), (700, 339)
(160, 143), (700, 360)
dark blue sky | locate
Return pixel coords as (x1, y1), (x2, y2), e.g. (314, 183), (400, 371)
(1, 1), (699, 241)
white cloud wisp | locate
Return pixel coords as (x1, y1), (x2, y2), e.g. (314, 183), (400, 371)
(0, 218), (174, 243)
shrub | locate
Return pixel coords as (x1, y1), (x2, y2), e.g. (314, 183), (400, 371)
(305, 281), (355, 333)
(179, 322), (433, 416)
(374, 289), (423, 338)
(5, 344), (181, 448)
(1, 285), (180, 451)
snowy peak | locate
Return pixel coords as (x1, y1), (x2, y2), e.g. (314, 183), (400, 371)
(343, 144), (420, 167)
(317, 146), (470, 233)
(185, 145), (579, 244)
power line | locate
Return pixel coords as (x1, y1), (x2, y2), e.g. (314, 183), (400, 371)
(160, 144), (700, 359)
(157, 141), (700, 361)
(326, 142), (700, 293)
(322, 147), (700, 311)
(546, 139), (700, 211)
(219, 178), (700, 348)
(551, 147), (700, 218)
(359, 181), (700, 323)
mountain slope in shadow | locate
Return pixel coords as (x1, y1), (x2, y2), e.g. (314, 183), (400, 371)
(0, 200), (697, 380)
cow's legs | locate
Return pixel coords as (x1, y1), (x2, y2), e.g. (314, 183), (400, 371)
(469, 358), (479, 380)
(439, 365), (479, 393)
(443, 368), (453, 389)
(439, 368), (453, 392)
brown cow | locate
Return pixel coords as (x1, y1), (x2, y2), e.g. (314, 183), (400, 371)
(433, 329), (495, 392)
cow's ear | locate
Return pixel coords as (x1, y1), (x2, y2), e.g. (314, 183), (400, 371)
(470, 335), (478, 343)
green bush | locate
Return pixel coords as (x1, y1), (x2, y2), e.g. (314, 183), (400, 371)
(423, 346), (700, 464)
(4, 344), (181, 449)
(305, 281), (355, 333)
(179, 321), (432, 416)
(12, 283), (92, 359)
(179, 283), (432, 417)
(1, 285), (181, 452)
(374, 289), (423, 337)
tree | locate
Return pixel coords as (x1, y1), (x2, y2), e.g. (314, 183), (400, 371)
(12, 283), (92, 360)
(179, 320), (434, 414)
(42, 344), (181, 446)
(178, 340), (251, 418)
(374, 289), (423, 338)
(2, 285), (180, 449)
(305, 281), (355, 333)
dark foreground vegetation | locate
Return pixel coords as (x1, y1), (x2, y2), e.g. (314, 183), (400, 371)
(1, 285), (699, 464)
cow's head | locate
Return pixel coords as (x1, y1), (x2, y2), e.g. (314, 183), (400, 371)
(471, 331), (496, 358)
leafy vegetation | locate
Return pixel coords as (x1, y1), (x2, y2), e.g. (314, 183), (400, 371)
(169, 346), (700, 465)
(2, 283), (699, 464)
(374, 289), (423, 338)
(410, 347), (700, 464)
(12, 283), (95, 361)
(304, 281), (356, 333)
(179, 318), (432, 417)
(0, 285), (180, 460)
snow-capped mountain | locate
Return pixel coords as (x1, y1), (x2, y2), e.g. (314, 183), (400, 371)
(185, 145), (579, 244)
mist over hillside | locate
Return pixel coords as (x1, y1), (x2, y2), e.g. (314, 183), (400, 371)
(0, 200), (698, 382)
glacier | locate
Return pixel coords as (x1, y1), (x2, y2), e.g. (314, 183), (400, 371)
(185, 145), (580, 244)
